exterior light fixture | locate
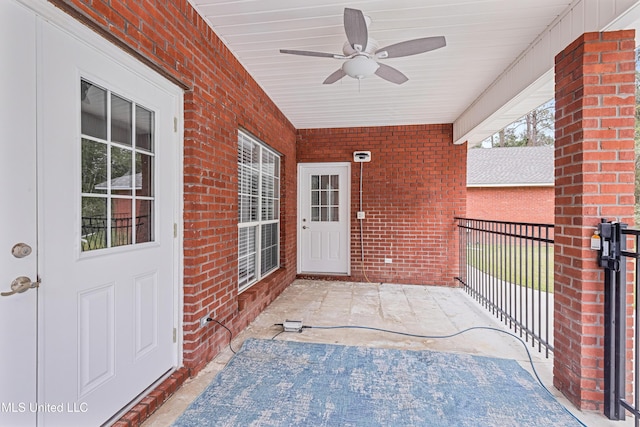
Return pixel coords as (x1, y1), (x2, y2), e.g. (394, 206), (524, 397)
(342, 56), (379, 80)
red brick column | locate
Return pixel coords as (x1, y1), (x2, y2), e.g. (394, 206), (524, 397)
(554, 30), (635, 411)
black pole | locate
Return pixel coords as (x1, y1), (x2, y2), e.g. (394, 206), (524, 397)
(604, 241), (618, 419)
(603, 222), (626, 420)
(614, 223), (626, 421)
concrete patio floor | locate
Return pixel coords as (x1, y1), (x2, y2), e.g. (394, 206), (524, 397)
(143, 279), (631, 427)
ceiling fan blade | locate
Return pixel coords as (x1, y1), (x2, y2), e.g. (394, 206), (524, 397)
(376, 36), (446, 59)
(323, 69), (347, 84)
(344, 8), (368, 52)
(375, 63), (408, 84)
(280, 49), (344, 59)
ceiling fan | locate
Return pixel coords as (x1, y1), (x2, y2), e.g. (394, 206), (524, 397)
(280, 8), (446, 85)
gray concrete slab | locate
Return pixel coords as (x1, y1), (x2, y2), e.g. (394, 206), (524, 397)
(142, 280), (631, 427)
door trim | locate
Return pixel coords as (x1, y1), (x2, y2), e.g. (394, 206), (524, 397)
(297, 162), (351, 275)
(21, 0), (184, 420)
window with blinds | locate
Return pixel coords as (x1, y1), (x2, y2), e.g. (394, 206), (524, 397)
(237, 130), (280, 291)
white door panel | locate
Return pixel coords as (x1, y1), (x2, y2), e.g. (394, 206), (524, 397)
(298, 163), (350, 274)
(0, 1), (38, 425)
(38, 20), (179, 426)
(1, 2), (181, 425)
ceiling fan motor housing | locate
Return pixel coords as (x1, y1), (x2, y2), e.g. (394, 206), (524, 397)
(342, 39), (378, 56)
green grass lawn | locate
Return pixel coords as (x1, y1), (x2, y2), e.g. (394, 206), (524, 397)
(465, 243), (554, 293)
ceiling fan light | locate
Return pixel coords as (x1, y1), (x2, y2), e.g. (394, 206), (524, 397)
(342, 56), (379, 80)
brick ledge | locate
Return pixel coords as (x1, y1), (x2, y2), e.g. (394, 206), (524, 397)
(112, 367), (190, 427)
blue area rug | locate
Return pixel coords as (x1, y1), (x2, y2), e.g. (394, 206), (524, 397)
(173, 338), (581, 426)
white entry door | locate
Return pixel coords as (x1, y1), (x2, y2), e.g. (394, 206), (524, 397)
(298, 163), (350, 274)
(1, 2), (182, 426)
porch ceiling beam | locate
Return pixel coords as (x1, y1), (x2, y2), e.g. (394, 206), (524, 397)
(453, 0), (640, 146)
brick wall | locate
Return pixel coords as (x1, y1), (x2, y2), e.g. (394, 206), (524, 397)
(50, 0), (298, 378)
(554, 30), (635, 411)
(297, 125), (466, 285)
(467, 186), (554, 224)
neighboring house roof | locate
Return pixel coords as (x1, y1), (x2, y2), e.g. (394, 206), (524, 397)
(467, 145), (554, 187)
(95, 172), (143, 190)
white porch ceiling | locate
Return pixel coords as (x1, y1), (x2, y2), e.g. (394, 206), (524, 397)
(188, 0), (640, 145)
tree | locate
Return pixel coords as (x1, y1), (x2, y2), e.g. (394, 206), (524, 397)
(480, 99), (555, 148)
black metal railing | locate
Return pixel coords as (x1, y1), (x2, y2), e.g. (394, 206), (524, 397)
(601, 220), (638, 424)
(81, 214), (149, 250)
(455, 218), (554, 357)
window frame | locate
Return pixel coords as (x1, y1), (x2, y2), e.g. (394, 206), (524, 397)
(80, 78), (156, 254)
(237, 130), (281, 292)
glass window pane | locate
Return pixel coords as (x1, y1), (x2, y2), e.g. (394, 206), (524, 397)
(136, 200), (154, 244)
(239, 165), (259, 196)
(331, 207), (339, 222)
(321, 207), (328, 221)
(81, 80), (107, 140)
(238, 134), (259, 165)
(82, 139), (107, 194)
(239, 227), (256, 257)
(262, 150), (275, 176)
(311, 175), (319, 190)
(251, 169), (259, 194)
(251, 168), (259, 195)
(238, 257), (249, 287)
(311, 190), (319, 206)
(262, 175), (274, 198)
(261, 223), (278, 274)
(311, 207), (320, 222)
(250, 196), (259, 221)
(136, 105), (154, 152)
(261, 223), (273, 248)
(239, 166), (249, 195)
(111, 146), (133, 196)
(136, 153), (153, 197)
(330, 175), (339, 190)
(321, 175), (329, 189)
(111, 199), (133, 247)
(238, 226), (257, 287)
(241, 196), (252, 223)
(330, 190), (339, 205)
(320, 191), (327, 205)
(239, 195), (250, 222)
(262, 198), (274, 221)
(81, 197), (107, 251)
(239, 195), (259, 222)
(111, 94), (132, 146)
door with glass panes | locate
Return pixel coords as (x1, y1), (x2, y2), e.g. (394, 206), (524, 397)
(0, 3), (181, 425)
(298, 163), (350, 274)
(38, 20), (180, 426)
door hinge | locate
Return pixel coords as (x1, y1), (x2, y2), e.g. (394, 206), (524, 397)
(173, 117), (178, 133)
(173, 223), (178, 238)
(173, 328), (177, 343)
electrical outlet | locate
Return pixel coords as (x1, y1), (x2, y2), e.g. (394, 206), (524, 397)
(384, 258), (393, 264)
(200, 316), (209, 328)
(357, 211), (365, 219)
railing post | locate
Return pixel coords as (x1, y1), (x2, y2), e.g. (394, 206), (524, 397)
(603, 221), (626, 420)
